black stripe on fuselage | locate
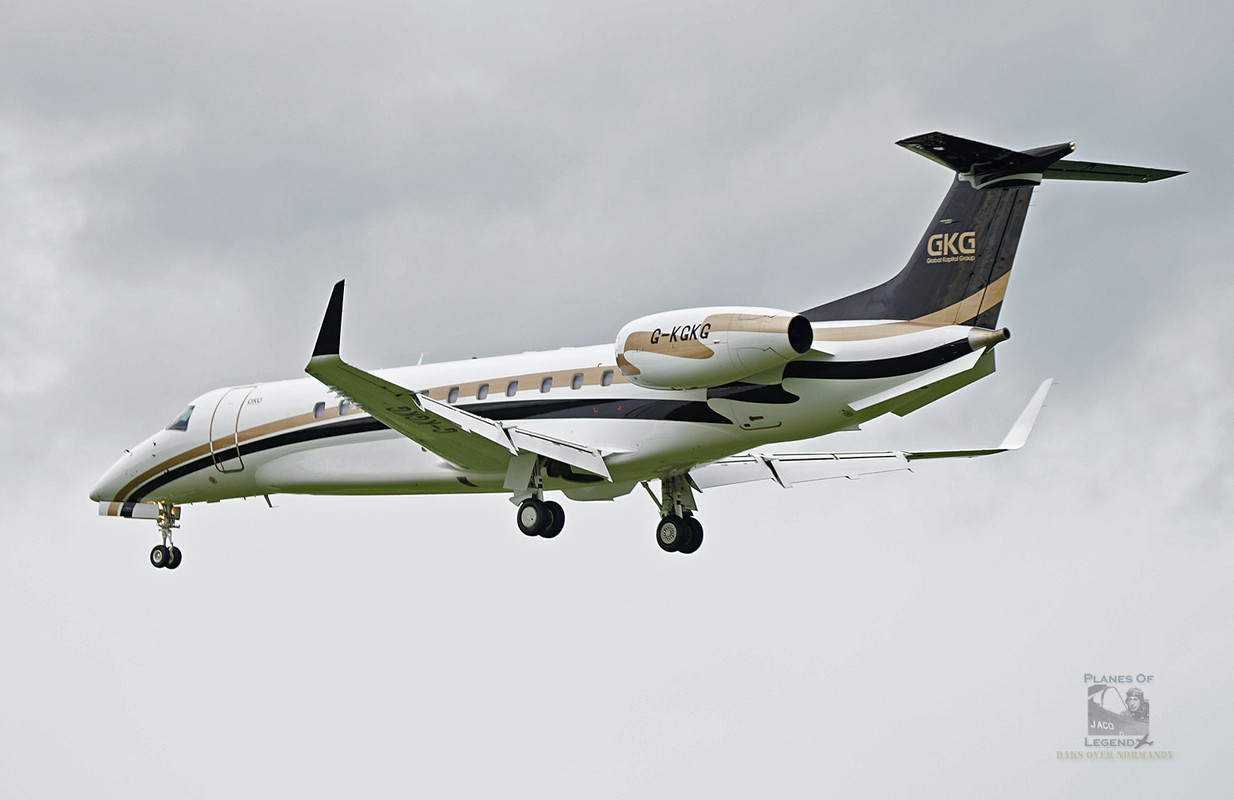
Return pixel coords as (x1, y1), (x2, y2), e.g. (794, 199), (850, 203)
(706, 382), (800, 404)
(459, 397), (730, 424)
(127, 341), (969, 501)
(784, 339), (971, 380)
(129, 417), (388, 502)
(124, 398), (729, 501)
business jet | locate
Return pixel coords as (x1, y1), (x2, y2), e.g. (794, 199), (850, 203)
(90, 132), (1182, 568)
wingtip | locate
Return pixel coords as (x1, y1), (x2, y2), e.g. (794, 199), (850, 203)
(997, 378), (1053, 451)
(311, 280), (346, 359)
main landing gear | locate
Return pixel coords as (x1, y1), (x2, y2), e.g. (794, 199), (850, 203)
(516, 497), (566, 538)
(510, 456), (566, 539)
(648, 474), (704, 555)
(149, 500), (183, 570)
(506, 457), (705, 554)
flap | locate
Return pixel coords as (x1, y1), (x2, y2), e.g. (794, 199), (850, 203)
(691, 379), (1052, 489)
(691, 451), (910, 489)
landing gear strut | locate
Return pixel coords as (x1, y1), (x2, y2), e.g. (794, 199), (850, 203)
(510, 456), (566, 539)
(150, 500), (183, 569)
(647, 475), (704, 554)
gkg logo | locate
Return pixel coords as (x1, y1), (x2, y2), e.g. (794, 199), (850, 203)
(927, 231), (976, 257)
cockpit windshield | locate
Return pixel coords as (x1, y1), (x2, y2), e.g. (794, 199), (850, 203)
(166, 406), (195, 431)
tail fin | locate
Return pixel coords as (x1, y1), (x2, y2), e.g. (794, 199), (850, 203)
(804, 132), (1184, 328)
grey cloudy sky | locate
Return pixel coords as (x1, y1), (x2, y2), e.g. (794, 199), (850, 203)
(2, 0), (1230, 796)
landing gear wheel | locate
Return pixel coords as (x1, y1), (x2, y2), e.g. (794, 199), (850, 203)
(541, 501), (565, 539)
(679, 517), (704, 554)
(656, 514), (693, 553)
(517, 498), (551, 537)
(150, 545), (171, 568)
(166, 546), (183, 569)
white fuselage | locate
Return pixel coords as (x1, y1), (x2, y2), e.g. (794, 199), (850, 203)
(91, 321), (987, 509)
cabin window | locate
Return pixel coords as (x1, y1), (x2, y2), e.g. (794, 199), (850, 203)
(339, 400), (351, 415)
(601, 370), (614, 387)
(506, 380), (518, 397)
(540, 377), (552, 393)
(447, 387), (460, 404)
(313, 402), (325, 419)
(571, 373), (584, 390)
(166, 406), (194, 431)
(477, 383), (489, 400)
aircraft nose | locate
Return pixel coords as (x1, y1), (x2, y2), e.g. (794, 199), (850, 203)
(90, 455), (129, 502)
(89, 476), (112, 502)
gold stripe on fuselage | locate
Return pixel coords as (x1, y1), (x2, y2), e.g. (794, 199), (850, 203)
(114, 302), (992, 503)
(113, 408), (342, 501)
(114, 365), (625, 500)
(811, 272), (1010, 341)
(422, 364), (627, 402)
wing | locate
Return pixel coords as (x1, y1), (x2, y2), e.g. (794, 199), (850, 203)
(691, 379), (1052, 489)
(304, 281), (610, 479)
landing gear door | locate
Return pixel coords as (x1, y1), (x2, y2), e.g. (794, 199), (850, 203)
(209, 386), (255, 473)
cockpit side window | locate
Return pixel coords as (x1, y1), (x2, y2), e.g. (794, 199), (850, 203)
(166, 406), (195, 431)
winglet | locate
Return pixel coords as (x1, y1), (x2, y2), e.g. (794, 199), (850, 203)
(904, 378), (1053, 461)
(312, 280), (346, 358)
(997, 378), (1053, 451)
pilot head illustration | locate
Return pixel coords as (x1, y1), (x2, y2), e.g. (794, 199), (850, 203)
(1126, 687), (1149, 721)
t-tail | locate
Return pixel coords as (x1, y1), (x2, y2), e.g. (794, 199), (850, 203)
(803, 132), (1184, 328)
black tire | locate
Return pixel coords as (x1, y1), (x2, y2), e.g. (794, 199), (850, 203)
(166, 546), (183, 570)
(679, 517), (704, 554)
(541, 501), (565, 538)
(517, 498), (551, 537)
(150, 545), (170, 568)
(656, 515), (692, 553)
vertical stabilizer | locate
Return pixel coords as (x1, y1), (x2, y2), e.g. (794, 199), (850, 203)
(803, 132), (1183, 328)
(805, 179), (1032, 327)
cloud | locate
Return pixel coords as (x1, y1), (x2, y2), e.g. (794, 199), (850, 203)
(3, 1), (1231, 796)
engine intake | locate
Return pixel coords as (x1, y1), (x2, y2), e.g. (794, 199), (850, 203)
(616, 307), (813, 390)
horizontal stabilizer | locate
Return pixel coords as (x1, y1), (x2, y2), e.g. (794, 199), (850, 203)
(898, 131), (1183, 189)
(1042, 160), (1185, 183)
(898, 131), (1074, 189)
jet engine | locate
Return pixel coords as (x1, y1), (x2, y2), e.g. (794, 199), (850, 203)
(615, 307), (813, 390)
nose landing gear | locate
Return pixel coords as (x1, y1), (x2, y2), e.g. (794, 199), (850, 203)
(149, 500), (183, 570)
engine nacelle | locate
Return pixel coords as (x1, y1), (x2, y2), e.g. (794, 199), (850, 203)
(615, 307), (813, 390)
